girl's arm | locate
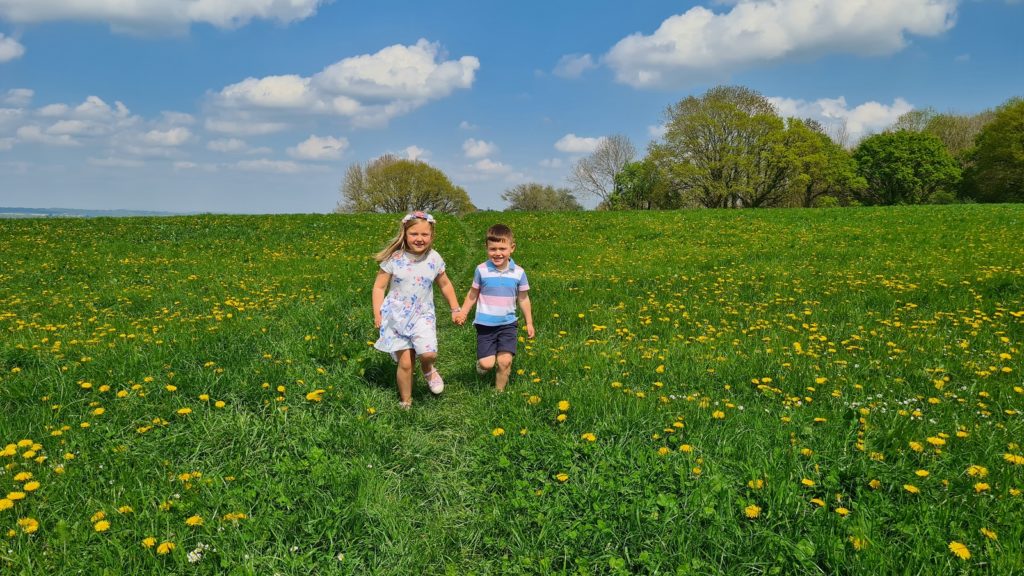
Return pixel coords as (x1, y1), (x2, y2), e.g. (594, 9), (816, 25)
(372, 270), (391, 328)
(434, 271), (462, 324)
(518, 292), (535, 338)
(458, 287), (480, 324)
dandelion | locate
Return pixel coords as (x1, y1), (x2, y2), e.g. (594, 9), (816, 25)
(491, 428), (505, 437)
(94, 520), (110, 532)
(849, 536), (866, 551)
(581, 433), (596, 442)
(176, 407), (192, 416)
(904, 484), (920, 494)
(658, 446), (671, 456)
(926, 436), (945, 447)
(8, 492), (26, 501)
(222, 512), (247, 521)
(527, 395), (541, 405)
(974, 482), (990, 493)
(17, 517), (39, 534)
(747, 479), (764, 490)
(980, 527), (998, 540)
(868, 479), (881, 490)
(13, 472), (32, 482)
(679, 444), (693, 453)
(1003, 453), (1024, 465)
(91, 511), (106, 522)
(801, 478), (816, 488)
(915, 469), (929, 477)
(305, 389), (325, 402)
(948, 541), (970, 560)
(557, 400), (570, 411)
(835, 507), (850, 517)
(556, 413), (567, 422)
(555, 473), (569, 482)
(157, 541), (176, 555)
(712, 410), (725, 419)
(23, 481), (40, 492)
(185, 515), (203, 526)
(118, 506), (134, 514)
(142, 537), (156, 548)
(967, 465), (988, 477)
(744, 504), (761, 519)
(909, 441), (924, 452)
(0, 499), (13, 511)
(810, 498), (826, 507)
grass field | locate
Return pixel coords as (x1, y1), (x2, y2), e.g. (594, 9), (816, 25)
(2, 205), (1023, 574)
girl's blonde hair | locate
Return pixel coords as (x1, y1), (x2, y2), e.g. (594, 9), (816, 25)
(374, 212), (436, 262)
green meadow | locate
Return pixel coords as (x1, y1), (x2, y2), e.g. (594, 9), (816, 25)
(1, 205), (1023, 574)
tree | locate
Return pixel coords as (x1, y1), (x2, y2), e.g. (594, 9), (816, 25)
(651, 85), (799, 208)
(608, 159), (673, 209)
(892, 107), (996, 164)
(962, 97), (1024, 203)
(568, 134), (635, 205)
(337, 155), (475, 214)
(501, 183), (583, 211)
(786, 118), (866, 207)
(853, 131), (961, 205)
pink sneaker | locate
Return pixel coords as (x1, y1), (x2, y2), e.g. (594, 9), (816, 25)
(424, 369), (444, 394)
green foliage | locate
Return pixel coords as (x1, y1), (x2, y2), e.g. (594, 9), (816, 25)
(786, 119), (866, 207)
(608, 159), (674, 210)
(962, 97), (1024, 203)
(338, 155), (475, 215)
(652, 85), (800, 208)
(853, 131), (961, 205)
(501, 182), (582, 211)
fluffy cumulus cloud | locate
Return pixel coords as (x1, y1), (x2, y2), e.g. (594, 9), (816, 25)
(605, 0), (958, 88)
(403, 145), (428, 161)
(553, 53), (597, 79)
(287, 134), (349, 160)
(3, 88), (33, 106)
(233, 158), (327, 174)
(462, 138), (497, 159)
(0, 0), (328, 33)
(0, 33), (25, 62)
(142, 127), (191, 146)
(769, 95), (914, 142)
(555, 133), (605, 154)
(211, 39), (479, 129)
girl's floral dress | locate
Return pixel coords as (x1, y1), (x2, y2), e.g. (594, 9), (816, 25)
(374, 249), (446, 357)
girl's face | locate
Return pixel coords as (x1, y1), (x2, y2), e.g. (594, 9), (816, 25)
(404, 221), (433, 255)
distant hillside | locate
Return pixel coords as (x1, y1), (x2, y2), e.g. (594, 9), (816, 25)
(0, 207), (188, 218)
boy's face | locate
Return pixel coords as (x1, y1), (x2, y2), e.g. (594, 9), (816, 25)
(486, 238), (515, 269)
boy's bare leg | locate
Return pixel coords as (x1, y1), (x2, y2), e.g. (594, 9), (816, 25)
(396, 350), (415, 405)
(495, 352), (514, 392)
(477, 355), (496, 374)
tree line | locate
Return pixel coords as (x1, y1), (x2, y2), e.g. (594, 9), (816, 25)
(337, 86), (1023, 213)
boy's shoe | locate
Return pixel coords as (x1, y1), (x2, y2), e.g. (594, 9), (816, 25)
(424, 369), (444, 394)
(476, 362), (489, 376)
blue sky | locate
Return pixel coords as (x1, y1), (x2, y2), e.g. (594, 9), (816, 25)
(1, 0), (1021, 213)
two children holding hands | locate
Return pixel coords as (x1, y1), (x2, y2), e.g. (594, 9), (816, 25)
(372, 212), (534, 407)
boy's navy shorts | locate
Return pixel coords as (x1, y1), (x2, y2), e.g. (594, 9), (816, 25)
(475, 322), (518, 359)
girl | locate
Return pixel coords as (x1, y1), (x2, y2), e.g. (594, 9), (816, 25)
(372, 211), (462, 408)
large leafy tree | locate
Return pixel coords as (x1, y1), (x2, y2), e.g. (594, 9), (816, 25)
(651, 85), (799, 208)
(501, 183), (583, 211)
(786, 118), (866, 207)
(853, 131), (961, 205)
(568, 134), (635, 205)
(962, 97), (1024, 203)
(337, 155), (475, 214)
(607, 159), (674, 209)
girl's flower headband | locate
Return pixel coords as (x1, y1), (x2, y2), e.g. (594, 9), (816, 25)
(402, 211), (435, 223)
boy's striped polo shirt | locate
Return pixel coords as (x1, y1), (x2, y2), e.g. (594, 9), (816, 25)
(472, 259), (529, 326)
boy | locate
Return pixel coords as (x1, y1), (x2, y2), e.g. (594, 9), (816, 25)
(456, 224), (534, 391)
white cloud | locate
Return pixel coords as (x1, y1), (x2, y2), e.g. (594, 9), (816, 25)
(0, 33), (25, 62)
(605, 0), (958, 88)
(459, 120), (478, 130)
(0, 0), (327, 33)
(47, 119), (92, 135)
(0, 107), (23, 129)
(769, 95), (914, 142)
(142, 127), (191, 146)
(539, 158), (563, 169)
(213, 39), (479, 127)
(204, 117), (289, 135)
(161, 111), (195, 125)
(553, 53), (597, 79)
(648, 124), (667, 139)
(462, 138), (497, 159)
(38, 103), (69, 117)
(3, 88), (33, 106)
(403, 145), (428, 161)
(207, 138), (249, 153)
(17, 125), (80, 146)
(0, 137), (13, 150)
(287, 134), (349, 160)
(88, 156), (144, 168)
(472, 158), (511, 174)
(233, 158), (328, 174)
(555, 133), (605, 154)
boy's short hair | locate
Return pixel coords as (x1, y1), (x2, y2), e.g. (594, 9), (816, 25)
(486, 224), (514, 244)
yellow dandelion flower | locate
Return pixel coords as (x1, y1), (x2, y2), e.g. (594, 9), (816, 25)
(980, 527), (998, 540)
(801, 478), (816, 487)
(142, 537), (156, 548)
(93, 520), (110, 532)
(222, 512), (248, 521)
(118, 506), (133, 514)
(948, 541), (970, 560)
(711, 410), (725, 419)
(926, 436), (945, 447)
(747, 479), (764, 490)
(581, 433), (596, 442)
(13, 472), (32, 482)
(967, 465), (988, 477)
(156, 541), (175, 555)
(492, 428), (505, 437)
(692, 466), (702, 476)
(556, 413), (567, 422)
(176, 407), (192, 416)
(810, 498), (826, 507)
(185, 515), (203, 526)
(17, 517), (39, 534)
(868, 479), (881, 490)
(527, 395), (541, 405)
(305, 389), (325, 402)
(849, 536), (866, 551)
(557, 400), (570, 412)
(1003, 453), (1024, 465)
(915, 469), (929, 477)
(658, 446), (671, 456)
(744, 505), (761, 519)
(555, 473), (569, 482)
(0, 499), (13, 511)
(904, 484), (920, 494)
(679, 444), (693, 453)
(8, 492), (26, 501)
(909, 441), (924, 452)
(974, 482), (990, 493)
(214, 400), (226, 408)
(835, 507), (850, 517)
